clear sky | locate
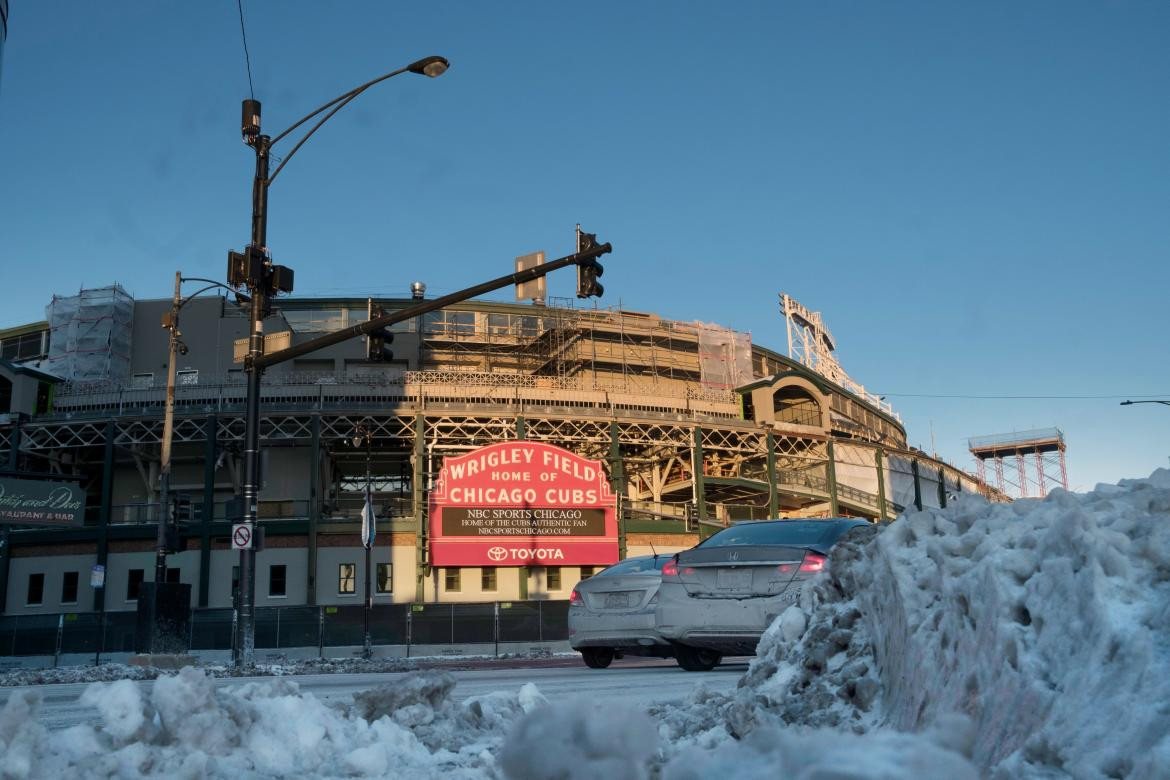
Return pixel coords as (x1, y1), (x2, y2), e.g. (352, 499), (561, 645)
(1, 1), (1167, 491)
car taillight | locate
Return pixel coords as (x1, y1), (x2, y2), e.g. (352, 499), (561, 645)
(800, 552), (826, 573)
(661, 560), (678, 577)
(569, 588), (583, 606)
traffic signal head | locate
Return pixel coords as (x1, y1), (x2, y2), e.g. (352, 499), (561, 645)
(367, 327), (394, 361)
(575, 228), (610, 298)
(367, 303), (394, 361)
(577, 259), (604, 298)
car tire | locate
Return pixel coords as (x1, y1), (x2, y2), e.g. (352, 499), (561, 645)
(581, 648), (615, 669)
(675, 645), (721, 672)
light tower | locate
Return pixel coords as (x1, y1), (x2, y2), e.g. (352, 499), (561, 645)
(968, 428), (1068, 498)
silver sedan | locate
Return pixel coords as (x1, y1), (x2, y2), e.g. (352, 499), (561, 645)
(567, 554), (674, 668)
(656, 518), (873, 670)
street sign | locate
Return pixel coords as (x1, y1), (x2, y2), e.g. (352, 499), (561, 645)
(90, 565), (106, 589)
(231, 523), (254, 550)
(232, 331), (291, 363)
(515, 251), (546, 302)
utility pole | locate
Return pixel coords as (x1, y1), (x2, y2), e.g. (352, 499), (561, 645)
(155, 271), (182, 585)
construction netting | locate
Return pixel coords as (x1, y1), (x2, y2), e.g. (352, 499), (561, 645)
(44, 284), (134, 382)
(695, 322), (753, 391)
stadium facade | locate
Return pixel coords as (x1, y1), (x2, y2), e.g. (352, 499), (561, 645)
(0, 286), (994, 616)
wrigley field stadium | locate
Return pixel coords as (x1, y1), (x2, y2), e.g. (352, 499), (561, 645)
(0, 282), (1002, 657)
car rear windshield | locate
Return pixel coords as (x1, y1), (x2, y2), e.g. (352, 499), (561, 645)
(699, 521), (838, 548)
(597, 557), (669, 576)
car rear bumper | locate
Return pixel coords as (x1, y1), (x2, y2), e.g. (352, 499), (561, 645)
(656, 584), (797, 653)
(568, 609), (669, 650)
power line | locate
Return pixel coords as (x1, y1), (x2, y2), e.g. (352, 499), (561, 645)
(236, 0), (256, 101)
(876, 393), (1169, 400)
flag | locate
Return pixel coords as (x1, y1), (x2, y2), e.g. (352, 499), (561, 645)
(360, 486), (376, 549)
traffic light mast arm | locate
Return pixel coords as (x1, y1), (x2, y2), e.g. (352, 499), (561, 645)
(253, 241), (612, 370)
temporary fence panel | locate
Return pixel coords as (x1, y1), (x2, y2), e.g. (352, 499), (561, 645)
(452, 603), (495, 644)
(497, 602), (541, 642)
(190, 609), (235, 651)
(408, 604), (453, 645)
(321, 605), (365, 647)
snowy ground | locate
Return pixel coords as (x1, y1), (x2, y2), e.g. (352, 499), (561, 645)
(3, 471), (1168, 778)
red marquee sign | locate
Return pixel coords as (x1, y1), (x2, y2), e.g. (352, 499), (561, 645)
(429, 441), (618, 567)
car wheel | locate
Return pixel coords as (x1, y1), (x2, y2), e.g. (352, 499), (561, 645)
(675, 645), (721, 672)
(581, 648), (615, 669)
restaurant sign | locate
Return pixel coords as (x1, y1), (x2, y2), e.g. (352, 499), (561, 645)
(0, 476), (86, 527)
(429, 441), (618, 567)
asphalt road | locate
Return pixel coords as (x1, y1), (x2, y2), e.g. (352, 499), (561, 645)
(3, 656), (750, 732)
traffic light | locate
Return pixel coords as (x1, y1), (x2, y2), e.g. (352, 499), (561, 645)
(170, 493), (193, 524)
(576, 228), (606, 299)
(366, 303), (394, 361)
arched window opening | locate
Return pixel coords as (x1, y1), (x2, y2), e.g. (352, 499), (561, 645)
(773, 386), (821, 427)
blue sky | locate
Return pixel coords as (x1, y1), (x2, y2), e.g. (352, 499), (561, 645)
(1, 1), (1167, 489)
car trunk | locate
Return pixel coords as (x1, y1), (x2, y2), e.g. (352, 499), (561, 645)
(675, 545), (814, 598)
(580, 575), (659, 611)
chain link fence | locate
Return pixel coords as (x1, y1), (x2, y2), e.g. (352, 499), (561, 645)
(0, 601), (571, 664)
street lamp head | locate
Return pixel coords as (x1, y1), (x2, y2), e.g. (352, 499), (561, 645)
(1121, 400), (1134, 406)
(407, 56), (449, 78)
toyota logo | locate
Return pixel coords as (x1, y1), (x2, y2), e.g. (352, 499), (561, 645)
(487, 546), (509, 562)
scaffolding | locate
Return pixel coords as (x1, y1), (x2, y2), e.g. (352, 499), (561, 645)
(44, 284), (135, 382)
(419, 299), (751, 401)
(969, 428), (1068, 498)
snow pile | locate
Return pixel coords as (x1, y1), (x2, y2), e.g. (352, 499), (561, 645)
(499, 698), (659, 779)
(0, 667), (545, 778)
(678, 470), (1170, 778)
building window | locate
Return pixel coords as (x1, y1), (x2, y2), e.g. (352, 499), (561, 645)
(165, 568), (181, 584)
(61, 571), (79, 604)
(579, 566), (595, 581)
(130, 373), (154, 389)
(269, 564), (287, 597)
(481, 568), (497, 591)
(26, 573), (44, 605)
(339, 563), (356, 594)
(376, 563), (393, 593)
(176, 369), (199, 386)
(444, 568), (461, 592)
(547, 567), (562, 590)
(127, 569), (145, 601)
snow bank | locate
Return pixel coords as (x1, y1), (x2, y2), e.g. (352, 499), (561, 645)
(670, 470), (1170, 779)
(0, 667), (538, 778)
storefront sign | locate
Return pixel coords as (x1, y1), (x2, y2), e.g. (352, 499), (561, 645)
(429, 441), (618, 566)
(0, 476), (85, 527)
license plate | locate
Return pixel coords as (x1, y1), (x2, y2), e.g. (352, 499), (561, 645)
(716, 569), (752, 589)
(604, 592), (631, 608)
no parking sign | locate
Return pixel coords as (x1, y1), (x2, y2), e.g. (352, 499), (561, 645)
(231, 523), (253, 550)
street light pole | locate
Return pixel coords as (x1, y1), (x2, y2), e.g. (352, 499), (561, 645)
(235, 125), (271, 668)
(232, 56), (449, 667)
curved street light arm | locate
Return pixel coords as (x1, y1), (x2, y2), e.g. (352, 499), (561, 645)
(176, 278), (250, 312)
(268, 88), (364, 185)
(268, 65), (411, 148)
(1120, 400), (1170, 407)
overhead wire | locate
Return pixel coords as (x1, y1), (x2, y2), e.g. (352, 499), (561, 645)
(236, 0), (256, 101)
